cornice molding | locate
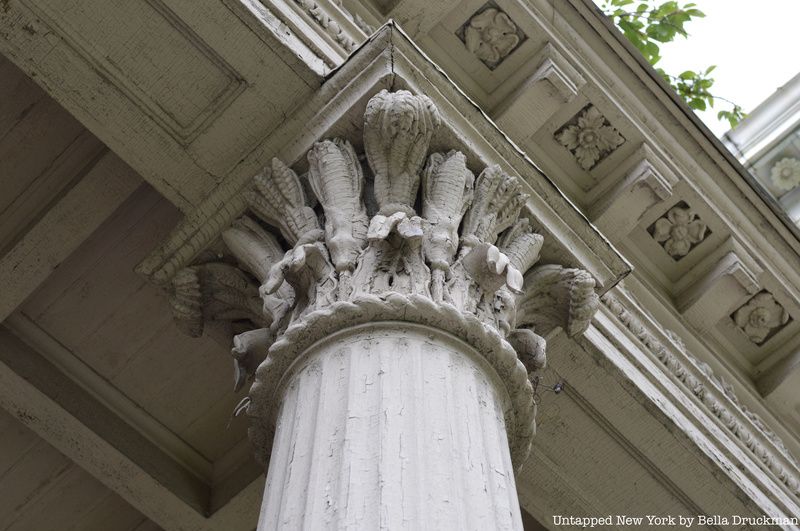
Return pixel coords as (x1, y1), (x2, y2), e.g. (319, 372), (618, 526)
(601, 289), (800, 499)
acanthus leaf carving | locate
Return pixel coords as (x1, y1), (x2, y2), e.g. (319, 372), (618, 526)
(507, 328), (547, 373)
(498, 218), (544, 275)
(460, 164), (527, 249)
(169, 262), (267, 338)
(517, 264), (600, 338)
(222, 216), (294, 333)
(494, 218), (544, 335)
(421, 150), (474, 301)
(231, 328), (273, 392)
(170, 267), (204, 338)
(222, 215), (286, 284)
(462, 242), (522, 295)
(352, 211), (429, 299)
(307, 138), (368, 272)
(307, 138), (368, 298)
(265, 241), (337, 319)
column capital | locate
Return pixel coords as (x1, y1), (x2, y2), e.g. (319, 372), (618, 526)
(136, 25), (626, 470)
(212, 90), (602, 467)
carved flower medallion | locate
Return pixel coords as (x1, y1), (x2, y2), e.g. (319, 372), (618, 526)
(732, 292), (790, 345)
(461, 6), (523, 69)
(555, 105), (625, 170)
(770, 157), (800, 192)
(650, 204), (708, 259)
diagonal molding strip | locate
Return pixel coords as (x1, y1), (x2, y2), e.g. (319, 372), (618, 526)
(0, 327), (209, 514)
(3, 312), (213, 482)
(600, 291), (800, 500)
(0, 152), (140, 321)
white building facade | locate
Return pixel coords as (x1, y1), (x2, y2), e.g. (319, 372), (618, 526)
(0, 1), (798, 529)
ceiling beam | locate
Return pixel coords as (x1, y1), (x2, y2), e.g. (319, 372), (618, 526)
(0, 327), (262, 531)
(3, 313), (214, 483)
(0, 152), (140, 322)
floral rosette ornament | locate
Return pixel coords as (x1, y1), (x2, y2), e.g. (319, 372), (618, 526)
(733, 292), (790, 345)
(464, 7), (520, 67)
(556, 105), (624, 170)
(770, 157), (800, 192)
(651, 205), (707, 259)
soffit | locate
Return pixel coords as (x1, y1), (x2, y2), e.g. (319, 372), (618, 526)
(0, 22), (629, 528)
(13, 186), (250, 466)
(0, 409), (163, 531)
(0, 55), (105, 256)
(2, 185), (266, 529)
(0, 0), (326, 211)
(0, 55), (261, 529)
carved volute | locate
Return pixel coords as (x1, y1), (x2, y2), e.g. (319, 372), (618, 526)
(163, 89), (600, 468)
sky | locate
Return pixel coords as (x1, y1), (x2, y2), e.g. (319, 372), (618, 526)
(622, 0), (800, 136)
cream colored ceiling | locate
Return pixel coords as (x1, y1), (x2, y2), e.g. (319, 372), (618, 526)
(0, 409), (163, 531)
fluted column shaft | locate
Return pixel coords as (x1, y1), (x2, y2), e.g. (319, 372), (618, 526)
(257, 322), (523, 530)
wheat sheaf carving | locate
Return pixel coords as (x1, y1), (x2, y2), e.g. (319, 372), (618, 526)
(167, 90), (600, 429)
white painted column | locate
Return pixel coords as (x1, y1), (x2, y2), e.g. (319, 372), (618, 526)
(257, 322), (523, 530)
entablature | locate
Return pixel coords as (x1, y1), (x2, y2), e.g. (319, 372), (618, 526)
(314, 0), (800, 481)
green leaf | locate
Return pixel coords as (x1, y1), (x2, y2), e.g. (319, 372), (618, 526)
(647, 23), (675, 42)
(643, 40), (660, 58)
(689, 98), (706, 111)
(601, 0), (743, 125)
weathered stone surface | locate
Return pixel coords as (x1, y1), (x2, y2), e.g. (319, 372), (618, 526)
(258, 323), (522, 530)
